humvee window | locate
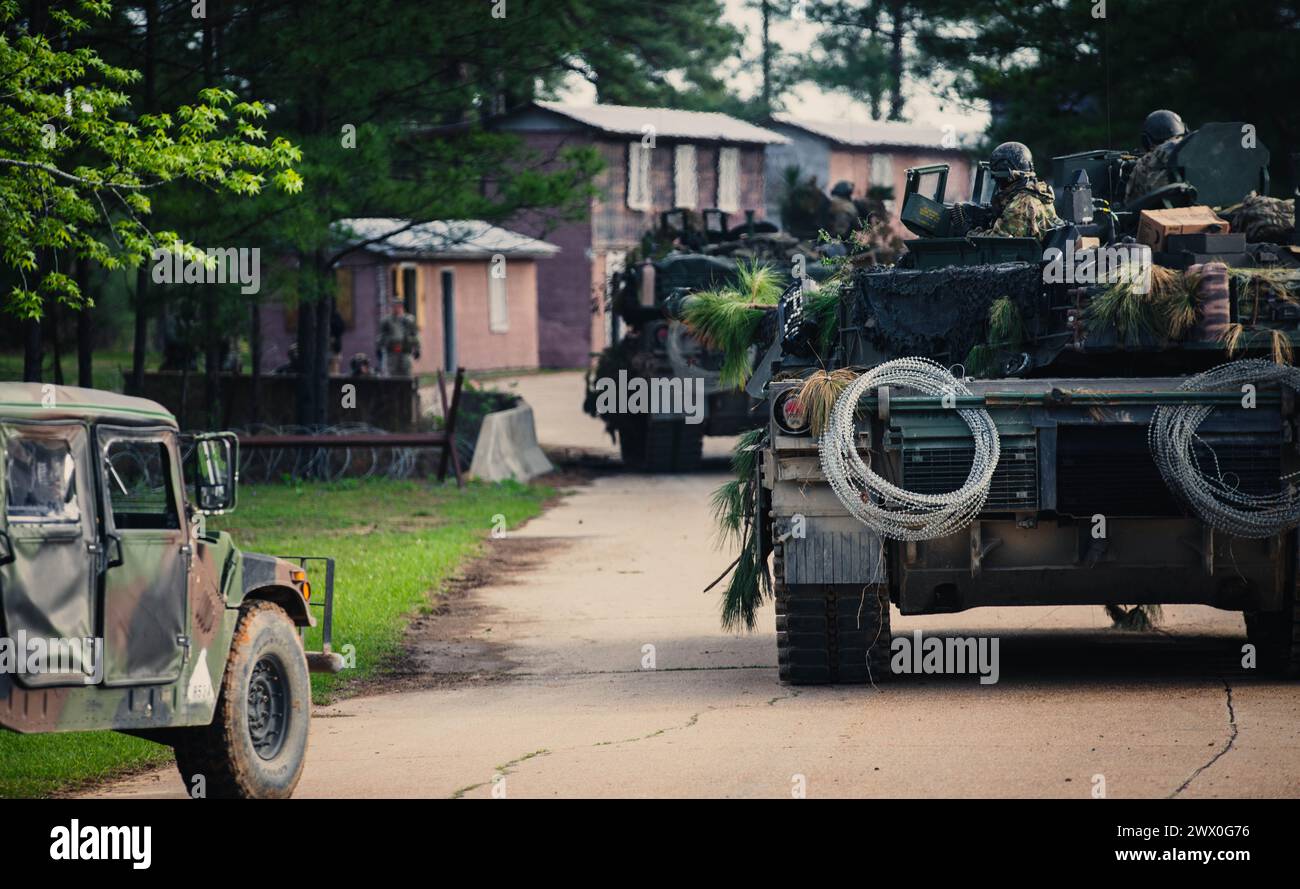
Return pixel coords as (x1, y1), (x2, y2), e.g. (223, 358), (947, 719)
(104, 439), (179, 530)
(5, 436), (79, 524)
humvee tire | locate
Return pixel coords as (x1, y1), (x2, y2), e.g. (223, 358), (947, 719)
(172, 602), (311, 799)
(619, 415), (703, 472)
(774, 542), (891, 685)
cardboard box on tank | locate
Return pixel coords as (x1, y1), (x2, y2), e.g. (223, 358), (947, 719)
(1137, 205), (1230, 252)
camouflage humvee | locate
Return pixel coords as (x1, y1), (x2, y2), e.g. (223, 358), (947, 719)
(0, 384), (342, 798)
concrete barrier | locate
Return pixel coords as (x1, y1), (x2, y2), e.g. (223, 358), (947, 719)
(468, 403), (554, 482)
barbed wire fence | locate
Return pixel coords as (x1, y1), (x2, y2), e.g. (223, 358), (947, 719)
(230, 423), (472, 484)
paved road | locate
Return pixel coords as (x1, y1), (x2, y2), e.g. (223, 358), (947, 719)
(96, 469), (1300, 799)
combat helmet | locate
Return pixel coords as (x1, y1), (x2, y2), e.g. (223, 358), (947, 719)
(988, 141), (1035, 184)
(1140, 109), (1187, 151)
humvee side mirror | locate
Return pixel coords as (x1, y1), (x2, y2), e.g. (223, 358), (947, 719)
(193, 433), (238, 514)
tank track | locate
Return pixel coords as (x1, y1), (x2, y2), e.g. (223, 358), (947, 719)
(774, 541), (892, 685)
(1244, 533), (1300, 677)
(620, 416), (703, 472)
(1245, 595), (1300, 677)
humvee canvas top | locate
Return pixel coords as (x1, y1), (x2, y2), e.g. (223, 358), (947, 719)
(0, 384), (177, 428)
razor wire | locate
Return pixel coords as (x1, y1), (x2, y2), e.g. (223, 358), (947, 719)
(819, 357), (1001, 541)
(1149, 359), (1300, 538)
(232, 423), (431, 483)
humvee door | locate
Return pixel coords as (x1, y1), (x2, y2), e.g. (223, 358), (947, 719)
(96, 426), (189, 686)
(0, 421), (100, 686)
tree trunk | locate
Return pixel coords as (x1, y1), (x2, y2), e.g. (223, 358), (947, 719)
(760, 0), (772, 115)
(203, 291), (220, 429)
(314, 287), (333, 428)
(22, 318), (42, 383)
(295, 285), (318, 427)
(49, 301), (64, 386)
(130, 268), (148, 394)
(887, 1), (906, 121)
(249, 298), (262, 425)
(130, 1), (156, 395)
(77, 261), (93, 387)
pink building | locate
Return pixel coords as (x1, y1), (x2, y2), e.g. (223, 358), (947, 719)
(763, 115), (976, 240)
(490, 101), (788, 368)
(258, 219), (559, 375)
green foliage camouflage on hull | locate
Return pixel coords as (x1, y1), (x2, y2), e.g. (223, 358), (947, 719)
(710, 427), (770, 631)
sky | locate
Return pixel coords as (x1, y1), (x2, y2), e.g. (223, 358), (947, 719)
(558, 0), (990, 137)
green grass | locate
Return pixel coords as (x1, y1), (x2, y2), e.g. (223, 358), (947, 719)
(0, 476), (554, 797)
(0, 350), (158, 392)
(0, 734), (174, 799)
(225, 477), (553, 701)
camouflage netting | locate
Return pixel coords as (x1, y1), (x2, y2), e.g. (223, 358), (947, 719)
(702, 231), (823, 263)
(845, 262), (1045, 365)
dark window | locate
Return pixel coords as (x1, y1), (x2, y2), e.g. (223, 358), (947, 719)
(5, 436), (79, 524)
(104, 440), (179, 530)
(402, 266), (419, 316)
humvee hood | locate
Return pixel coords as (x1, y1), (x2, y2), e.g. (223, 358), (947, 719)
(0, 384), (176, 427)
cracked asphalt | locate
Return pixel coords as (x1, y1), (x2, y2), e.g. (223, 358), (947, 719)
(94, 469), (1300, 799)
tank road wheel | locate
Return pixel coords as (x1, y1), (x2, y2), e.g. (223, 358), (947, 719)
(774, 542), (891, 685)
(172, 602), (311, 798)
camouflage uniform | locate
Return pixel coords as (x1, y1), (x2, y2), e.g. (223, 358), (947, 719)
(1124, 136), (1184, 205)
(969, 176), (1062, 239)
(827, 196), (860, 238)
(1224, 192), (1296, 244)
(377, 310), (421, 376)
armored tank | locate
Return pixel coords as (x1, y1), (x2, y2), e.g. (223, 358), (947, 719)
(585, 207), (864, 471)
(689, 125), (1300, 684)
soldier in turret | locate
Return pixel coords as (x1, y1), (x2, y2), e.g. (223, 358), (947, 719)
(967, 141), (1062, 239)
(1123, 109), (1189, 205)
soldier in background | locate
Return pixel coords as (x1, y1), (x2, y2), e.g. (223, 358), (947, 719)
(1123, 109), (1188, 205)
(968, 141), (1062, 239)
(350, 352), (373, 376)
(827, 180), (860, 238)
(272, 342), (301, 375)
(377, 297), (420, 377)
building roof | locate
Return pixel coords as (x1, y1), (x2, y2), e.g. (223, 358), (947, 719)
(334, 218), (560, 260)
(0, 384), (177, 427)
(534, 100), (787, 145)
(770, 114), (967, 150)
